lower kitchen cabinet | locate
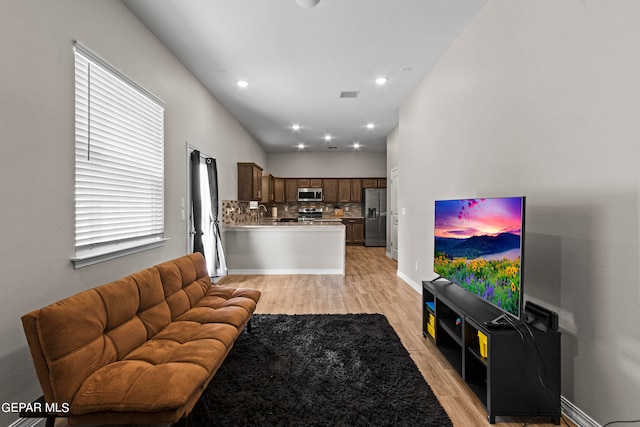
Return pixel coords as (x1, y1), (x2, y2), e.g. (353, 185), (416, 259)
(342, 218), (364, 245)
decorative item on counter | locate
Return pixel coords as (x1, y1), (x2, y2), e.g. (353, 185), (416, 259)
(334, 206), (344, 217)
(272, 206), (278, 218)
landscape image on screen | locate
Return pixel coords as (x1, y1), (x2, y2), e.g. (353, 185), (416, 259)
(434, 197), (523, 317)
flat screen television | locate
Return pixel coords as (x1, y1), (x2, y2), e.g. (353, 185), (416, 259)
(434, 196), (525, 319)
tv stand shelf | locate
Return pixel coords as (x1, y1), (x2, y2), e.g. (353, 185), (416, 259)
(422, 279), (561, 424)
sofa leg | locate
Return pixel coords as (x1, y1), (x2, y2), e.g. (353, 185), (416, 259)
(246, 319), (252, 334)
(19, 397), (57, 427)
(182, 410), (192, 427)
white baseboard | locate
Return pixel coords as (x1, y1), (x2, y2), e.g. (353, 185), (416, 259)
(228, 268), (344, 275)
(8, 418), (46, 427)
(396, 270), (421, 294)
(562, 396), (599, 427)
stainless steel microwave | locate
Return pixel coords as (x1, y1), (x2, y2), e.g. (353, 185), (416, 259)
(297, 188), (323, 202)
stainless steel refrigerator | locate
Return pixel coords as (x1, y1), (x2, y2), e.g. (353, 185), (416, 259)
(363, 188), (387, 247)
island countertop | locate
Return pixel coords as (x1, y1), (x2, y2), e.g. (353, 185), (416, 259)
(221, 221), (345, 275)
(222, 220), (345, 230)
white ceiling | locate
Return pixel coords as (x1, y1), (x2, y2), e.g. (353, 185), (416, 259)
(123, 0), (486, 152)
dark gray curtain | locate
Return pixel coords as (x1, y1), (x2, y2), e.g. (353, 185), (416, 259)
(205, 158), (227, 276)
(190, 150), (204, 256)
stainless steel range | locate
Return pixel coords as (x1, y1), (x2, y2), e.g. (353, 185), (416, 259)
(298, 207), (323, 221)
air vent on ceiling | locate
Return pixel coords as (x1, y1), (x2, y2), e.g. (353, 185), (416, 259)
(339, 91), (359, 99)
(328, 146), (338, 149)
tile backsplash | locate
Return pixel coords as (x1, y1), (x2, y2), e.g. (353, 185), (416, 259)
(221, 200), (253, 225)
(221, 200), (362, 224)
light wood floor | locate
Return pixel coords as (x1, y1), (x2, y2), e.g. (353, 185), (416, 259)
(56, 246), (573, 427)
(219, 246), (573, 427)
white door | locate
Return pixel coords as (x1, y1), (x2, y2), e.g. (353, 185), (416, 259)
(390, 167), (399, 260)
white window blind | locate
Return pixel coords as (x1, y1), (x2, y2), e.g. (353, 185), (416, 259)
(73, 42), (166, 268)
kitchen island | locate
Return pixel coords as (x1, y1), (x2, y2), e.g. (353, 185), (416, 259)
(221, 221), (345, 275)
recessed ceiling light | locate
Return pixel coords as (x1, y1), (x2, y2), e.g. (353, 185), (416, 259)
(324, 134), (332, 141)
(375, 76), (388, 85)
(366, 123), (375, 129)
(297, 143), (305, 149)
(236, 80), (249, 88)
(291, 124), (300, 131)
(353, 142), (361, 149)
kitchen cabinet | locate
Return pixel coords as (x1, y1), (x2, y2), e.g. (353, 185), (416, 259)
(350, 179), (362, 202)
(249, 175), (384, 203)
(338, 179), (363, 203)
(343, 218), (364, 245)
(261, 174), (274, 203)
(237, 163), (263, 201)
(285, 179), (298, 203)
(322, 179), (338, 202)
(362, 178), (386, 189)
(338, 179), (351, 202)
(298, 178), (322, 188)
(362, 179), (377, 188)
(274, 177), (285, 203)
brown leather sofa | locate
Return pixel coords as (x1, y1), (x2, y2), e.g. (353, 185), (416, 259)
(21, 253), (260, 425)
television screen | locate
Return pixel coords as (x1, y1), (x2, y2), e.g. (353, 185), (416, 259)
(434, 197), (525, 318)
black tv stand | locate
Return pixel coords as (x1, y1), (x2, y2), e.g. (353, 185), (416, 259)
(422, 280), (561, 424)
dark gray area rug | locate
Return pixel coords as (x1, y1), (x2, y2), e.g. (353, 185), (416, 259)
(176, 314), (452, 427)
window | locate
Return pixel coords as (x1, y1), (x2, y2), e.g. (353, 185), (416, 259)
(72, 42), (166, 268)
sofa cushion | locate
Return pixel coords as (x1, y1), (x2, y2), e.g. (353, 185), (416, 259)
(35, 289), (115, 404)
(71, 315), (240, 413)
(176, 287), (260, 329)
(156, 257), (210, 320)
(72, 360), (211, 413)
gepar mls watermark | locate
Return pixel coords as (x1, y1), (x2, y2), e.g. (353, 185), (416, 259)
(2, 401), (70, 414)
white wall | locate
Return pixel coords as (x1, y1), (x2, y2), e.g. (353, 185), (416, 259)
(397, 0), (640, 424)
(0, 1), (264, 424)
(267, 151), (386, 177)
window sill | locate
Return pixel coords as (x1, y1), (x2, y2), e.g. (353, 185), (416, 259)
(72, 238), (169, 269)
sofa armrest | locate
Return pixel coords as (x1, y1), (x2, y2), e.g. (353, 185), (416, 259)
(21, 311), (55, 403)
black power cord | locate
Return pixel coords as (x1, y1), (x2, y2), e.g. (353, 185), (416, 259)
(603, 420), (640, 427)
(513, 322), (640, 427)
(521, 413), (573, 426)
(499, 314), (561, 425)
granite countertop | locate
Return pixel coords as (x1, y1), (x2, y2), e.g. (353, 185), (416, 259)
(222, 221), (346, 229)
(221, 216), (365, 230)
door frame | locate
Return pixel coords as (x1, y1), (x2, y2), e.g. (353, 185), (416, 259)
(390, 167), (399, 261)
